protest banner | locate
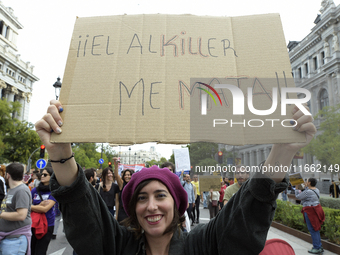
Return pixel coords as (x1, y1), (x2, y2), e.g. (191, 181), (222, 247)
(289, 172), (305, 186)
(51, 14), (305, 145)
(199, 175), (221, 192)
(174, 148), (191, 175)
(118, 164), (145, 175)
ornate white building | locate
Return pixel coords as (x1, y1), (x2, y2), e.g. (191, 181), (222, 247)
(226, 0), (340, 184)
(0, 2), (39, 121)
(118, 146), (161, 165)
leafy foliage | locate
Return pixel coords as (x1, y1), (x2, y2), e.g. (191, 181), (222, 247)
(0, 99), (41, 164)
(145, 157), (168, 167)
(72, 143), (117, 169)
(189, 142), (218, 169)
(320, 196), (340, 209)
(303, 104), (340, 171)
(274, 200), (340, 245)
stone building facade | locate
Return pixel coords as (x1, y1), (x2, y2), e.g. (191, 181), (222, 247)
(0, 2), (39, 121)
(118, 146), (161, 165)
(226, 0), (340, 183)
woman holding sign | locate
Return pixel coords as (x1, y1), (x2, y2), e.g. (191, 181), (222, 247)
(35, 100), (316, 254)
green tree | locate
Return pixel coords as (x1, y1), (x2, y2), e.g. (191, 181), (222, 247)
(73, 143), (101, 169)
(303, 104), (340, 173)
(159, 157), (167, 164)
(72, 143), (117, 169)
(2, 121), (41, 163)
(169, 153), (175, 164)
(0, 99), (21, 134)
(0, 99), (41, 164)
(146, 159), (159, 167)
(192, 157), (219, 174)
(102, 144), (118, 163)
(189, 142), (218, 168)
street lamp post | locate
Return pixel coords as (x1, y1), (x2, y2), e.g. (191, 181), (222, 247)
(134, 153), (137, 165)
(53, 77), (62, 100)
(100, 143), (103, 169)
(129, 147), (131, 165)
(26, 147), (40, 174)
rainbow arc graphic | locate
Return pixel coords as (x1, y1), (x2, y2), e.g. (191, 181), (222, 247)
(197, 82), (222, 115)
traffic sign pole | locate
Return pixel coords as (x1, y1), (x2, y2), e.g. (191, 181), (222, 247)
(36, 159), (47, 169)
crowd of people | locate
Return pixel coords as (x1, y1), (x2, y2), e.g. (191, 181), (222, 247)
(0, 99), (328, 254)
(0, 161), (135, 255)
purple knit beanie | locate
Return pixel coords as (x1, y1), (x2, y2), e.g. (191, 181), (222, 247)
(121, 165), (188, 217)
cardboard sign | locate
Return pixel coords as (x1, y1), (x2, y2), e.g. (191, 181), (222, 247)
(199, 175), (221, 192)
(289, 172), (304, 186)
(51, 14), (305, 145)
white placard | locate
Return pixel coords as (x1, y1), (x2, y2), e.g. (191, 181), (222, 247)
(174, 148), (191, 174)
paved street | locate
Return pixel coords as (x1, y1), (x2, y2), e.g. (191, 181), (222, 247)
(47, 205), (338, 255)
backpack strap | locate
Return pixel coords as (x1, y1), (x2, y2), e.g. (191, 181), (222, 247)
(36, 187), (44, 201)
(311, 189), (320, 199)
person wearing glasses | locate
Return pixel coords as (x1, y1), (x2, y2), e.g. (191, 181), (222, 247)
(30, 167), (56, 255)
(223, 165), (250, 205)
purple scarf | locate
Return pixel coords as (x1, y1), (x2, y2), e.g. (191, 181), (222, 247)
(0, 224), (32, 255)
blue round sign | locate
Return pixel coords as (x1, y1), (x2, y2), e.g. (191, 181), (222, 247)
(36, 159), (47, 169)
(99, 158), (104, 164)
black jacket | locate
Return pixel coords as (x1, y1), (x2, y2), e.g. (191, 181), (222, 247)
(50, 164), (288, 255)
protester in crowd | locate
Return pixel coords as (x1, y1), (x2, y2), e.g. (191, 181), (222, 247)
(295, 178), (325, 254)
(281, 188), (288, 201)
(0, 165), (6, 205)
(202, 191), (208, 209)
(188, 175), (197, 224)
(223, 177), (229, 187)
(180, 172), (195, 226)
(113, 159), (134, 223)
(35, 100), (316, 254)
(219, 181), (227, 210)
(30, 167), (57, 255)
(329, 180), (339, 198)
(32, 170), (41, 188)
(84, 168), (97, 187)
(0, 163), (32, 255)
(97, 167), (120, 218)
(228, 178), (234, 185)
(0, 165), (5, 178)
(161, 161), (176, 174)
(223, 165), (250, 205)
(28, 170), (41, 191)
(207, 188), (220, 219)
(191, 175), (203, 224)
(161, 162), (191, 232)
(51, 201), (62, 240)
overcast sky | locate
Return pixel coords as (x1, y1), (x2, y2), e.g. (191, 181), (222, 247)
(3, 0), (337, 159)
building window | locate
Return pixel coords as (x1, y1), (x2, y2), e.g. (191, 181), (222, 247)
(298, 67), (302, 78)
(319, 89), (329, 110)
(313, 56), (318, 70)
(305, 63), (309, 74)
(6, 68), (15, 77)
(5, 26), (9, 39)
(321, 51), (325, 65)
(0, 21), (3, 35)
(18, 75), (26, 84)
